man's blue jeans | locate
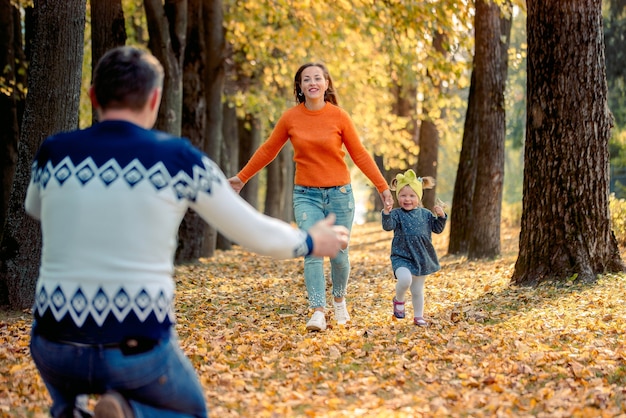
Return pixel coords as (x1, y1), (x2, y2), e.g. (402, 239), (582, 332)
(293, 184), (355, 309)
(30, 324), (207, 418)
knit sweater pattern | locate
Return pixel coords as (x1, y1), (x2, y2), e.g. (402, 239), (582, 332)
(26, 120), (309, 343)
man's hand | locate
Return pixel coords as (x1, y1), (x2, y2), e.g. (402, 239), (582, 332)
(308, 213), (350, 257)
(228, 176), (244, 193)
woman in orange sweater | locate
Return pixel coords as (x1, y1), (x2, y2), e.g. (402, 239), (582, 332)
(229, 63), (394, 331)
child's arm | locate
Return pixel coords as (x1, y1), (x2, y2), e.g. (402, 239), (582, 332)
(381, 209), (395, 231)
(431, 207), (447, 234)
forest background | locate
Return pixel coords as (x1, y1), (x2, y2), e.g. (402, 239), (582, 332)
(1, 0), (626, 309)
(1, 0), (626, 415)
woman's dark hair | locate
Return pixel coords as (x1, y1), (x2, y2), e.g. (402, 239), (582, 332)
(92, 46), (164, 111)
(293, 62), (338, 105)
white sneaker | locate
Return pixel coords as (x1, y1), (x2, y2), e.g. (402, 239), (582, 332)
(306, 311), (327, 331)
(333, 300), (350, 325)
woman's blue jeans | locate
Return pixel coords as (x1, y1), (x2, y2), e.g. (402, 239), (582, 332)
(30, 324), (207, 418)
(293, 184), (355, 309)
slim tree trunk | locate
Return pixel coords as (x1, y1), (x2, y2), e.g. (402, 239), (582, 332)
(513, 0), (625, 284)
(467, 0), (511, 259)
(283, 146), (294, 222)
(448, 71), (479, 255)
(215, 100), (237, 251)
(144, 0), (186, 136)
(176, 0), (208, 262)
(265, 148), (288, 219)
(200, 0), (225, 256)
(417, 119), (439, 210)
(418, 31), (446, 211)
(91, 0), (126, 124)
(238, 114), (260, 209)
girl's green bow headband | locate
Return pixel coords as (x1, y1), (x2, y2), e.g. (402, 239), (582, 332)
(394, 169), (423, 199)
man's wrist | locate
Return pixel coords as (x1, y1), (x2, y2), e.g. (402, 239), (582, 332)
(305, 233), (314, 256)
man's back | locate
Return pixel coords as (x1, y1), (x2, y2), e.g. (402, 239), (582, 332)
(26, 120), (209, 342)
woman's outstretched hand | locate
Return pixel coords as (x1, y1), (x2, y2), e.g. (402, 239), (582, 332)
(380, 189), (394, 213)
(228, 176), (245, 193)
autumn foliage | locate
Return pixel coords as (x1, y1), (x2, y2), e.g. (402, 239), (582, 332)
(1, 222), (625, 417)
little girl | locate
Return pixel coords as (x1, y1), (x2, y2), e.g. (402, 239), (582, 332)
(381, 169), (447, 326)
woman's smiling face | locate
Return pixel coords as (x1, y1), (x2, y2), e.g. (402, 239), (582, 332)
(300, 66), (328, 101)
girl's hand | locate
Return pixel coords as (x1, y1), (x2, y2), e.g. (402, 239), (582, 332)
(434, 198), (447, 217)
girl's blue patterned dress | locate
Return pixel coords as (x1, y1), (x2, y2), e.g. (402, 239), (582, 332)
(382, 207), (447, 276)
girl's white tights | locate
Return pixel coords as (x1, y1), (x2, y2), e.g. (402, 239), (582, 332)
(395, 267), (426, 318)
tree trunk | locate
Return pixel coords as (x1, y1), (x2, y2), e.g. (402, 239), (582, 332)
(0, 0), (86, 309)
(238, 114), (261, 209)
(390, 80), (418, 207)
(448, 72), (479, 255)
(90, 0), (126, 124)
(176, 0), (208, 262)
(373, 154), (388, 214)
(418, 31), (446, 211)
(283, 146), (294, 222)
(512, 0), (625, 284)
(0, 0), (25, 305)
(215, 100), (237, 251)
(144, 0), (186, 136)
(466, 0), (511, 259)
(221, 101), (238, 177)
(417, 119), (439, 210)
(200, 0), (225, 257)
(0, 0), (24, 239)
(265, 148), (288, 219)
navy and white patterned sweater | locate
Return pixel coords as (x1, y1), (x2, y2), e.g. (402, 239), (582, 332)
(381, 207), (447, 276)
(25, 120), (310, 344)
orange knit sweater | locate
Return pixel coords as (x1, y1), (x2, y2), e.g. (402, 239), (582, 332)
(237, 103), (388, 193)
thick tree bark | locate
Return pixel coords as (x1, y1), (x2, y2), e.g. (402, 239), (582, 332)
(0, 0), (24, 241)
(466, 0), (511, 259)
(0, 0), (25, 305)
(512, 0), (625, 284)
(0, 0), (86, 309)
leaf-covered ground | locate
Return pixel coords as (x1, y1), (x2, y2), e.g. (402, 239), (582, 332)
(1, 222), (626, 417)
